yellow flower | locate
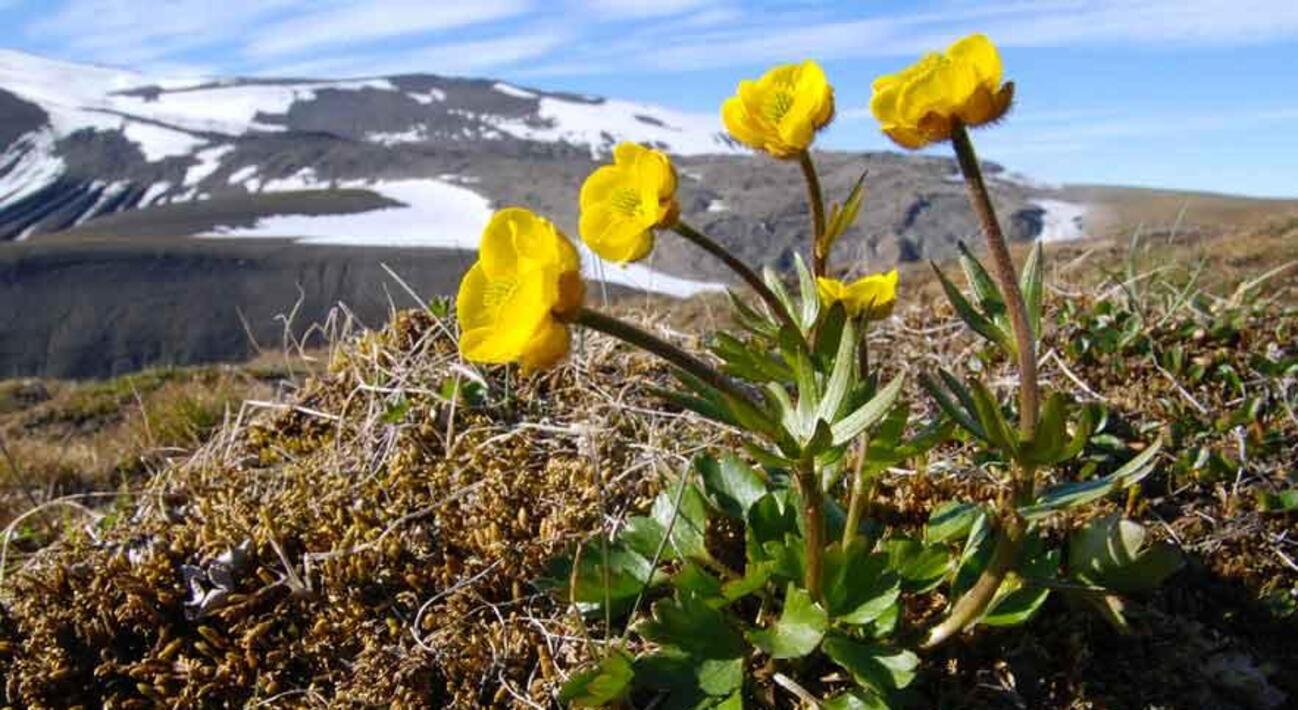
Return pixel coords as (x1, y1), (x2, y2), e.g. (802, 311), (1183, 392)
(817, 270), (899, 321)
(579, 142), (679, 263)
(870, 33), (1013, 150)
(457, 208), (585, 372)
(722, 60), (835, 159)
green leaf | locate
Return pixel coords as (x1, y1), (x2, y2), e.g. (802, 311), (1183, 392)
(548, 546), (657, 612)
(818, 316), (858, 424)
(814, 300), (848, 365)
(673, 562), (724, 600)
(1020, 440), (1163, 521)
(1020, 240), (1044, 341)
(1068, 514), (1182, 593)
(710, 332), (792, 382)
(967, 378), (1017, 453)
(823, 546), (901, 625)
(747, 492), (797, 551)
(982, 585), (1050, 627)
(748, 584), (828, 659)
(831, 375), (905, 446)
(727, 289), (780, 339)
(381, 395), (410, 424)
(634, 649), (742, 706)
(883, 538), (951, 593)
(698, 454), (768, 520)
(931, 261), (1014, 354)
(821, 633), (919, 693)
(1020, 391), (1070, 465)
(950, 511), (992, 599)
(620, 515), (669, 559)
(649, 386), (737, 428)
(919, 372), (986, 442)
(793, 252), (820, 328)
(637, 594), (747, 661)
(762, 535), (807, 583)
(560, 649), (634, 706)
(823, 170), (869, 249)
(652, 480), (715, 563)
(763, 266), (797, 327)
(1257, 488), (1298, 513)
(722, 561), (772, 601)
(956, 241), (1007, 321)
(924, 501), (982, 544)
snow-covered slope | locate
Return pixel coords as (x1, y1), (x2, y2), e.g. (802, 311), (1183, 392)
(0, 50), (737, 296)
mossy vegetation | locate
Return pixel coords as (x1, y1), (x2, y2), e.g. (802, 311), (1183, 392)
(0, 223), (1292, 707)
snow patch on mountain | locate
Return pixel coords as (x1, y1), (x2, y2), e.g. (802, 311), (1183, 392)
(489, 96), (734, 158)
(122, 122), (208, 161)
(493, 82), (537, 100)
(1032, 199), (1087, 242)
(184, 145), (235, 186)
(205, 175), (722, 297)
(0, 130), (60, 202)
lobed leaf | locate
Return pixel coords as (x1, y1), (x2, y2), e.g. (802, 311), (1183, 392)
(747, 583), (828, 659)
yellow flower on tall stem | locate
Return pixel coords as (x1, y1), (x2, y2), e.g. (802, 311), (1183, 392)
(870, 33), (1013, 150)
(816, 269), (899, 321)
(456, 208), (585, 373)
(722, 60), (835, 159)
(579, 142), (679, 264)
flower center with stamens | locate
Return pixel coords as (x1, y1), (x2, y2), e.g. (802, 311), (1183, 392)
(611, 187), (644, 217)
(763, 89), (795, 124)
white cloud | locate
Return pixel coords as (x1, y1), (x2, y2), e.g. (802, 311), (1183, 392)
(266, 29), (571, 78)
(244, 0), (532, 59)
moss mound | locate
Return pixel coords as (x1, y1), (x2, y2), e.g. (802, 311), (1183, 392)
(0, 310), (703, 707)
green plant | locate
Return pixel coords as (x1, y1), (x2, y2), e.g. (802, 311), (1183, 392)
(444, 35), (1180, 708)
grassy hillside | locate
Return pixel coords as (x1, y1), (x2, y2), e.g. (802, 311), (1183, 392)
(0, 223), (1294, 707)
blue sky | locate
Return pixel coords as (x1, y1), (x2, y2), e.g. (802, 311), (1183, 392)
(4, 0), (1298, 197)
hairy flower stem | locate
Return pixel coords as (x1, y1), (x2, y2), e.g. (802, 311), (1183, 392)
(794, 465), (825, 602)
(924, 124), (1044, 649)
(672, 222), (801, 334)
(797, 151), (828, 277)
(574, 307), (758, 414)
(950, 123), (1040, 438)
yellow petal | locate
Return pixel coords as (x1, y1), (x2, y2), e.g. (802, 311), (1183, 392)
(816, 277), (848, 309)
(581, 206), (653, 264)
(478, 209), (523, 281)
(722, 93), (763, 150)
(519, 318), (571, 374)
(459, 273), (551, 364)
(455, 261), (492, 332)
(613, 141), (645, 166)
(580, 163), (628, 213)
(845, 269), (899, 321)
(946, 33), (1002, 88)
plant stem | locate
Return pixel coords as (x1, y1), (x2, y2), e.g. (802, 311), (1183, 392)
(921, 501), (1026, 649)
(794, 465), (825, 602)
(842, 440), (871, 548)
(672, 221), (801, 334)
(797, 151), (828, 278)
(950, 123), (1040, 439)
(574, 308), (756, 412)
